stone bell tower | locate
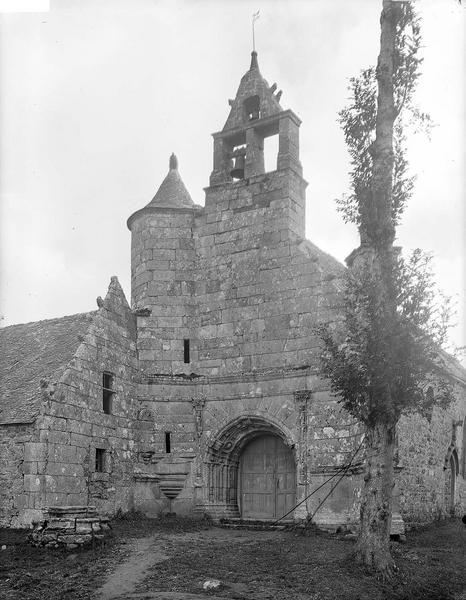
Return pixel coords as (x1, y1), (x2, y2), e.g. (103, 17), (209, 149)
(193, 51), (309, 376)
(207, 50), (306, 238)
(125, 51), (309, 378)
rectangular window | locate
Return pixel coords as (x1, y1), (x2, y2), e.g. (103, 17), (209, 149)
(183, 339), (190, 364)
(95, 448), (106, 472)
(165, 431), (171, 454)
(102, 372), (114, 414)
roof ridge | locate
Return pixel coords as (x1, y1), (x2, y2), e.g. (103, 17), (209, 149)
(0, 311), (96, 331)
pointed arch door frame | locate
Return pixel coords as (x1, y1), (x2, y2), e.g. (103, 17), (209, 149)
(444, 445), (459, 515)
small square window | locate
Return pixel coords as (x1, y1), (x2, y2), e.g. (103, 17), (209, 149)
(95, 448), (106, 472)
(102, 372), (114, 414)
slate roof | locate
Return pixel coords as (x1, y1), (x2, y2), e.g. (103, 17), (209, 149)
(0, 312), (95, 424)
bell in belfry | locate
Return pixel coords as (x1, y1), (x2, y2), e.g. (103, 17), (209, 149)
(230, 153), (245, 179)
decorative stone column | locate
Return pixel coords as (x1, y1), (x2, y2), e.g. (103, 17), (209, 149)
(191, 396), (206, 509)
(191, 396), (206, 474)
(294, 390), (312, 519)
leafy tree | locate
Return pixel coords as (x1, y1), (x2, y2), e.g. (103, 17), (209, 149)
(318, 0), (456, 577)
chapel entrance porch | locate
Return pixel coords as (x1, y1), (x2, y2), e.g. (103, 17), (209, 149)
(204, 415), (297, 521)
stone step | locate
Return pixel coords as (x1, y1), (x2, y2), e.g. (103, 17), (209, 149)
(219, 518), (293, 531)
(220, 523), (288, 531)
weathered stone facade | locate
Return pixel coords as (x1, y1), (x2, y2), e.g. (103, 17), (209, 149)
(0, 280), (138, 527)
(397, 377), (466, 526)
(29, 506), (110, 549)
(1, 51), (465, 530)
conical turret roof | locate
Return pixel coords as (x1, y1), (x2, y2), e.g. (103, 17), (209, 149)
(146, 153), (194, 208)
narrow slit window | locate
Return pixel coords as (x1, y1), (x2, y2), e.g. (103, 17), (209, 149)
(102, 372), (114, 414)
(165, 432), (171, 454)
(95, 448), (106, 472)
(183, 339), (190, 364)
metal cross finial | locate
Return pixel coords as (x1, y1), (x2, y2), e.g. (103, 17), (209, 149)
(252, 10), (260, 52)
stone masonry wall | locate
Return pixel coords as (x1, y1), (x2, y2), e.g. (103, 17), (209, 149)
(19, 278), (139, 524)
(126, 151), (466, 527)
(129, 164), (362, 524)
(0, 423), (38, 527)
(193, 169), (344, 377)
(132, 369), (363, 526)
(130, 207), (198, 375)
(397, 384), (466, 527)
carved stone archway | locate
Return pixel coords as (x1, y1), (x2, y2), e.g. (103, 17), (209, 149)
(444, 445), (459, 515)
(203, 415), (296, 519)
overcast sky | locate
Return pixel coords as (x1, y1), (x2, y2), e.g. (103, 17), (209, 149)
(0, 0), (465, 355)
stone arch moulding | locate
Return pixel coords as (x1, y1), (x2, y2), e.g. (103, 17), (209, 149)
(444, 445), (459, 514)
(202, 414), (296, 519)
(137, 407), (156, 421)
(444, 444), (459, 476)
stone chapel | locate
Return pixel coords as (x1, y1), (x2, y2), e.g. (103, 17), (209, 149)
(1, 51), (466, 530)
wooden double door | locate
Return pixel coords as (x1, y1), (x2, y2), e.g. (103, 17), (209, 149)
(239, 434), (296, 520)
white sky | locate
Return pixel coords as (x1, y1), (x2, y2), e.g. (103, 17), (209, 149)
(0, 0), (465, 355)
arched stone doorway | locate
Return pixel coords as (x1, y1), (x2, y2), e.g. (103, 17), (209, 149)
(444, 447), (459, 515)
(239, 434), (296, 519)
(204, 415), (296, 520)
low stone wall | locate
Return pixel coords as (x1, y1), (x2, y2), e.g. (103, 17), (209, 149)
(29, 506), (110, 550)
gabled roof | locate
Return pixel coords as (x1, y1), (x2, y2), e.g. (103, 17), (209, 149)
(223, 51), (283, 132)
(0, 312), (95, 424)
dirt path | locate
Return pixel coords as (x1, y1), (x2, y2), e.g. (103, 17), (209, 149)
(95, 535), (168, 600)
(2, 519), (464, 600)
(94, 528), (278, 600)
(98, 595), (226, 600)
(93, 523), (466, 600)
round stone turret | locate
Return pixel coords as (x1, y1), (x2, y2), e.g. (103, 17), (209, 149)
(127, 155), (197, 372)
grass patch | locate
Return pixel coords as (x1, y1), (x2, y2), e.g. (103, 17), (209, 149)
(0, 517), (464, 600)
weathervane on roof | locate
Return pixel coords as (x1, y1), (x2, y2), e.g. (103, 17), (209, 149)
(252, 10), (260, 52)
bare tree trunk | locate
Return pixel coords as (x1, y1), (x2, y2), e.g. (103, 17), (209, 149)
(354, 1), (402, 576)
(364, 0), (400, 248)
(355, 422), (396, 577)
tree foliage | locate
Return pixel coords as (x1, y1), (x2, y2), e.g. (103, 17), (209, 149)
(321, 1), (455, 430)
(318, 250), (455, 427)
(336, 4), (430, 234)
(318, 1), (458, 576)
